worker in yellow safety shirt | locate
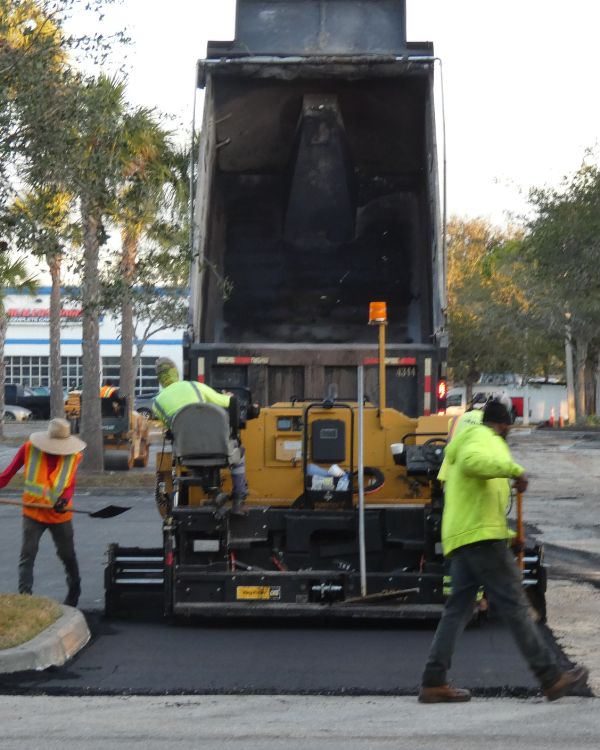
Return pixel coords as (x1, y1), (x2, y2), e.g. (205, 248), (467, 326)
(152, 357), (248, 513)
(438, 392), (511, 483)
(419, 399), (588, 703)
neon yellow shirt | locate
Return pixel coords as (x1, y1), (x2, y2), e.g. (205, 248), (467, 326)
(152, 381), (230, 427)
(441, 423), (524, 556)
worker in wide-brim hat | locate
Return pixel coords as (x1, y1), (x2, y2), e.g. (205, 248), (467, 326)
(0, 418), (86, 607)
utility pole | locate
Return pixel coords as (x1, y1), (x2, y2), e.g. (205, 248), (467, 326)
(565, 312), (576, 424)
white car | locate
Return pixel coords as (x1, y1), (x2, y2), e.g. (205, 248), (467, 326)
(3, 404), (32, 422)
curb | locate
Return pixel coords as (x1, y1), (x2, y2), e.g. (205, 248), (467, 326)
(0, 605), (91, 674)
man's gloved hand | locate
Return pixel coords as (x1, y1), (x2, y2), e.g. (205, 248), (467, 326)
(511, 538), (525, 554)
(513, 473), (529, 493)
(165, 429), (174, 441)
(53, 497), (68, 514)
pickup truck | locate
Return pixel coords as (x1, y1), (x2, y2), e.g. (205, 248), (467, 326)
(4, 384), (51, 420)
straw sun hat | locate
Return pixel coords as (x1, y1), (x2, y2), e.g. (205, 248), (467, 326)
(29, 418), (87, 456)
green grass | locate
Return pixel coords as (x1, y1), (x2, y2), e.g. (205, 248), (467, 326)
(0, 594), (63, 650)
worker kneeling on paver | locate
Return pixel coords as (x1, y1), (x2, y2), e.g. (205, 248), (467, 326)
(419, 399), (588, 703)
(152, 357), (248, 514)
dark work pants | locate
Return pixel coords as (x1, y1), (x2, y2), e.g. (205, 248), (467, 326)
(421, 540), (561, 690)
(18, 516), (80, 596)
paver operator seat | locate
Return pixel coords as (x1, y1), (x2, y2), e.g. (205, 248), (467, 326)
(170, 402), (242, 508)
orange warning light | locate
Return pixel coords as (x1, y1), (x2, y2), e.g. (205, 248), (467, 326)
(368, 301), (387, 324)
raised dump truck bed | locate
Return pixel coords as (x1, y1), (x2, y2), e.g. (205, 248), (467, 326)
(186, 0), (447, 414)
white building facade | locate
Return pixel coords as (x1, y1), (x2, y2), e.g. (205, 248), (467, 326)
(4, 289), (184, 394)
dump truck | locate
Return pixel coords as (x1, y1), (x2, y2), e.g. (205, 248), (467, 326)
(185, 0), (447, 411)
(104, 0), (546, 620)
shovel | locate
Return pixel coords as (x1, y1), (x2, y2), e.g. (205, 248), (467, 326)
(0, 498), (130, 519)
(516, 491), (525, 572)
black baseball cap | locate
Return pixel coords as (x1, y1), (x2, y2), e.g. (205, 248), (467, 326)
(482, 400), (512, 425)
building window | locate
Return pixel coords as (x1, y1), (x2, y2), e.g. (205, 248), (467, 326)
(100, 356), (159, 395)
(6, 356), (50, 387)
(101, 356), (120, 386)
(137, 357), (159, 395)
(61, 356), (83, 390)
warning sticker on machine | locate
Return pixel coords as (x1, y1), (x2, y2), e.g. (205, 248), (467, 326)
(236, 586), (282, 601)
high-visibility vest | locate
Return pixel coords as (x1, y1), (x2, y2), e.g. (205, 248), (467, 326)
(22, 442), (82, 524)
(153, 381), (230, 427)
(100, 385), (117, 398)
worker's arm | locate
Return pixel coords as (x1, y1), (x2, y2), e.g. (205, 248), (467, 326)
(0, 443), (26, 488)
(199, 383), (231, 409)
(459, 439), (524, 481)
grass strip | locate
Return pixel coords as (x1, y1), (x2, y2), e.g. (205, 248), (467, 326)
(0, 594), (62, 650)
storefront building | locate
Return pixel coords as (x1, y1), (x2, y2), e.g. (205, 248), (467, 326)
(4, 289), (184, 395)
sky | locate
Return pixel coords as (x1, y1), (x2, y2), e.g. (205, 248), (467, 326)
(71, 0), (600, 227)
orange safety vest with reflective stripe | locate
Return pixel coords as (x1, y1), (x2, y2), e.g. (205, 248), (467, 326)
(100, 385), (117, 398)
(22, 443), (82, 524)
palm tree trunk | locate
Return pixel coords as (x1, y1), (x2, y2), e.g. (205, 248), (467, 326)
(0, 311), (6, 439)
(574, 337), (588, 422)
(48, 251), (65, 419)
(79, 204), (104, 471)
(118, 231), (136, 409)
(594, 350), (600, 417)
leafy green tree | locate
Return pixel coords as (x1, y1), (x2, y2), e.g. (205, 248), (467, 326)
(114, 109), (175, 407)
(28, 74), (133, 470)
(523, 157), (600, 420)
(0, 251), (38, 436)
(100, 243), (189, 395)
(67, 76), (130, 470)
(4, 188), (74, 417)
(1, 0), (124, 212)
(448, 218), (521, 400)
(446, 217), (561, 402)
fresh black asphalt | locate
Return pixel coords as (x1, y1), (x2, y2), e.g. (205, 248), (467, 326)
(0, 489), (575, 696)
(0, 611), (571, 696)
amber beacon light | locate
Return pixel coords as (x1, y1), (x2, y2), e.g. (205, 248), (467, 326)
(368, 301), (388, 421)
(368, 301), (387, 324)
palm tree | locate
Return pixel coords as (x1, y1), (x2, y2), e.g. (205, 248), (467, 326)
(114, 108), (173, 407)
(6, 188), (74, 418)
(0, 249), (37, 437)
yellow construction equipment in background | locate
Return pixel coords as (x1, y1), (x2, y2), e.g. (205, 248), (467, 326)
(66, 391), (150, 470)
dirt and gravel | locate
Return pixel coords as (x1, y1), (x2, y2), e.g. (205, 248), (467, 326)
(510, 429), (600, 693)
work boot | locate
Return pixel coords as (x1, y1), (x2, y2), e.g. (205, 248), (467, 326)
(64, 581), (81, 608)
(230, 492), (248, 516)
(544, 666), (589, 701)
(418, 684), (472, 703)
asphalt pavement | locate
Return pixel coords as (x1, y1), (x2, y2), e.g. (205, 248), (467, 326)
(0, 427), (588, 698)
(0, 483), (575, 697)
(0, 611), (565, 696)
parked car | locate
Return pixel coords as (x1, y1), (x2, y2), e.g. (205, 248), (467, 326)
(3, 404), (32, 422)
(31, 386), (50, 396)
(134, 393), (158, 420)
(4, 384), (50, 420)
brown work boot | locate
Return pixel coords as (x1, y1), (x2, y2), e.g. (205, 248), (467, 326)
(418, 684), (472, 703)
(544, 666), (589, 701)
